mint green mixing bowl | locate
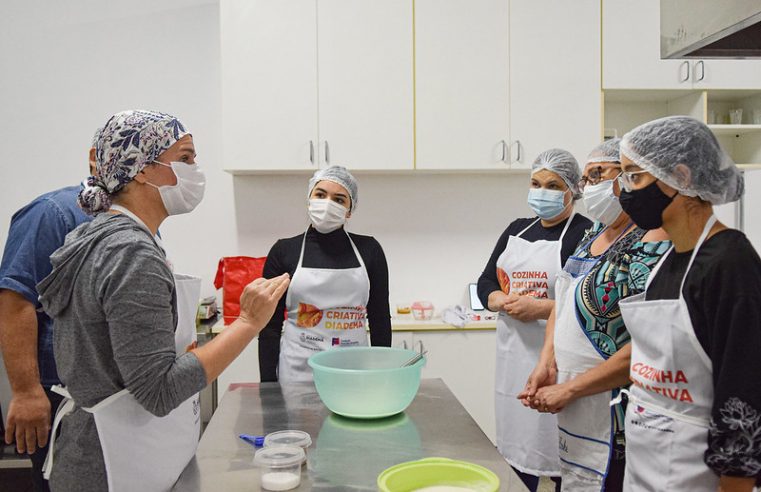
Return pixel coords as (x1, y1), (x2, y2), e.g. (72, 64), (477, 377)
(308, 347), (426, 419)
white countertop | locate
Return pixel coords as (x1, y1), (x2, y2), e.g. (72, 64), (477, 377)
(209, 316), (496, 334)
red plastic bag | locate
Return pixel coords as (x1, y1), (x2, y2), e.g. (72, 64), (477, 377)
(213, 256), (267, 325)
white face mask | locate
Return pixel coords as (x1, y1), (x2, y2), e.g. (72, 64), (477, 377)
(147, 161), (206, 216)
(583, 178), (623, 226)
(308, 198), (348, 233)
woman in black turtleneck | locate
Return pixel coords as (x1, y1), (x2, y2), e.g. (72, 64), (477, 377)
(258, 166), (391, 383)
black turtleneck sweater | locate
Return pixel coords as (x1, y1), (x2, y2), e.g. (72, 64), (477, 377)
(258, 226), (392, 381)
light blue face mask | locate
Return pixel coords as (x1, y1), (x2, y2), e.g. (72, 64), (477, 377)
(527, 188), (568, 220)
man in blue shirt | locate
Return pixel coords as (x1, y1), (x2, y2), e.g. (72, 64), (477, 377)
(0, 134), (97, 491)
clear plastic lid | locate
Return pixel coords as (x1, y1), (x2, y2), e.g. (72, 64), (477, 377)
(253, 446), (305, 468)
(264, 430), (312, 449)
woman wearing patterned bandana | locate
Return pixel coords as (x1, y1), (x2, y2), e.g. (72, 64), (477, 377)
(36, 110), (289, 491)
(617, 116), (760, 492)
(518, 139), (670, 492)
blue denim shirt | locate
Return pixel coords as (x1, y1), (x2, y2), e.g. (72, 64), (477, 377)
(0, 185), (91, 387)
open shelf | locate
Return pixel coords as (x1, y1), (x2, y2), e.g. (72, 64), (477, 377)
(709, 125), (761, 136)
(603, 89), (761, 168)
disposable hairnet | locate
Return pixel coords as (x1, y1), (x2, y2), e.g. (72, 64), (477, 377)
(531, 148), (582, 200)
(308, 165), (359, 211)
(587, 138), (621, 164)
(620, 116), (743, 205)
(79, 109), (190, 214)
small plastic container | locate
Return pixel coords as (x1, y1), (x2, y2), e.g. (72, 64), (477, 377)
(264, 430), (312, 465)
(254, 446), (304, 491)
(411, 301), (434, 321)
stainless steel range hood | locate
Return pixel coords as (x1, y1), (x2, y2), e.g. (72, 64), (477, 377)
(661, 0), (761, 59)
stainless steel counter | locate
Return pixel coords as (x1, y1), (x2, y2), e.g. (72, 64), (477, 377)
(173, 378), (515, 491)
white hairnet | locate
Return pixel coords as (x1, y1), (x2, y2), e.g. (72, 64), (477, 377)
(587, 138), (621, 164)
(308, 165), (359, 211)
(621, 116), (743, 205)
(531, 148), (582, 200)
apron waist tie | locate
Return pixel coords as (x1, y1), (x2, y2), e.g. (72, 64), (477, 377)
(42, 385), (75, 480)
(613, 389), (710, 428)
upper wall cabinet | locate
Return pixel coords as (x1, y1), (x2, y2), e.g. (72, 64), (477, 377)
(509, 0), (601, 168)
(603, 0), (761, 90)
(603, 0), (690, 89)
(221, 0), (319, 171)
(414, 0), (510, 170)
(317, 0), (414, 170)
(221, 0), (413, 172)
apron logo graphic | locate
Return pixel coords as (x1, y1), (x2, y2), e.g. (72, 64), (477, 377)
(300, 333), (324, 344)
(296, 303), (323, 328)
(332, 337), (340, 346)
(509, 270), (550, 298)
(324, 306), (367, 330)
(497, 268), (510, 294)
(559, 435), (568, 453)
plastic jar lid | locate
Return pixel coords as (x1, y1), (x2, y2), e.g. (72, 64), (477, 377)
(253, 446), (305, 468)
(264, 430), (312, 449)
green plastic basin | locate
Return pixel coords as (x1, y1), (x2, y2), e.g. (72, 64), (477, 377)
(307, 347), (425, 419)
(377, 458), (500, 492)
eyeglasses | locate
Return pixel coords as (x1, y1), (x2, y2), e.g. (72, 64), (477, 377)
(617, 169), (651, 192)
(578, 165), (621, 190)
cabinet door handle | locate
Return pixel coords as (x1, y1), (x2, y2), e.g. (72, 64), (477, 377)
(500, 140), (508, 163)
(695, 60), (705, 82)
(680, 61), (690, 83)
(511, 140), (522, 163)
(309, 140), (315, 165)
(324, 141), (330, 165)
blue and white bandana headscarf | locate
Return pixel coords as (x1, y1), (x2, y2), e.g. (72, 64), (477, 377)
(78, 109), (190, 215)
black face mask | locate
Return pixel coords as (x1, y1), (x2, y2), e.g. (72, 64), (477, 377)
(618, 180), (678, 230)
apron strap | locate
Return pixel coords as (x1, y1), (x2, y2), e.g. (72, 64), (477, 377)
(109, 205), (166, 255)
(558, 212), (575, 241)
(643, 215), (717, 293)
(678, 216), (717, 294)
(516, 213), (575, 240)
(42, 385), (75, 480)
(82, 388), (131, 413)
(515, 218), (541, 238)
(345, 231), (367, 272)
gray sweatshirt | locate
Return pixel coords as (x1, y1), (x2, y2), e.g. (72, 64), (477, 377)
(38, 213), (207, 491)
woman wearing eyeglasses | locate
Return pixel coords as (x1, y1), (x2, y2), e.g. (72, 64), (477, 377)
(519, 139), (671, 491)
(617, 117), (758, 492)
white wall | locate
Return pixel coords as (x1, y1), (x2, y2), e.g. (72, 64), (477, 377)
(2, 0), (759, 441)
(0, 0), (536, 429)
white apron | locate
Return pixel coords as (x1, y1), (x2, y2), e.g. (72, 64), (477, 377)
(553, 223), (632, 491)
(278, 229), (371, 383)
(44, 206), (203, 492)
(495, 216), (573, 476)
(618, 216), (718, 492)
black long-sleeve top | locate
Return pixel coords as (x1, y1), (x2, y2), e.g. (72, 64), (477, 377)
(477, 214), (593, 308)
(646, 229), (761, 478)
(258, 226), (392, 382)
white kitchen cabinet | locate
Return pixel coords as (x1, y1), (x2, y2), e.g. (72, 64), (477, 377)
(690, 59), (761, 90)
(316, 0), (414, 170)
(222, 0), (412, 172)
(412, 330), (497, 443)
(221, 0), (319, 171)
(603, 0), (761, 91)
(603, 0), (692, 90)
(509, 0), (601, 168)
(414, 0), (510, 170)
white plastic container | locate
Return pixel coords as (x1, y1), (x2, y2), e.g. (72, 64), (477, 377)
(264, 430), (312, 465)
(253, 446), (304, 491)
